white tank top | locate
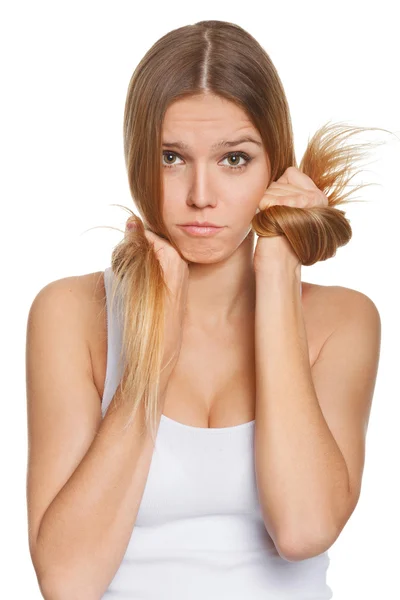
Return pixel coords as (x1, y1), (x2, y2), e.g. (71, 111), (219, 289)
(101, 266), (333, 599)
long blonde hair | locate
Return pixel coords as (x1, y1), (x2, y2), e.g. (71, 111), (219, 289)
(105, 19), (393, 445)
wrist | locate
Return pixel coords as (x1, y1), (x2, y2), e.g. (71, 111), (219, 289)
(255, 263), (301, 286)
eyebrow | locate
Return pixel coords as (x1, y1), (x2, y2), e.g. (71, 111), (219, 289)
(161, 136), (263, 151)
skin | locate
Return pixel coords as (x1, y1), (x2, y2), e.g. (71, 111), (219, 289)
(160, 92), (271, 329)
(150, 93), (321, 427)
(157, 94), (380, 555)
(24, 93), (380, 593)
(120, 94), (348, 431)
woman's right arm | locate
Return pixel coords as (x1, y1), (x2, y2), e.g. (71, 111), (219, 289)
(26, 276), (169, 600)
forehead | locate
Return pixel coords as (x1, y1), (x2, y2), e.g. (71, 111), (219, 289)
(162, 94), (256, 135)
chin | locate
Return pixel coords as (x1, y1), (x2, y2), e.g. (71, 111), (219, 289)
(178, 238), (250, 265)
(179, 246), (227, 265)
(168, 226), (253, 264)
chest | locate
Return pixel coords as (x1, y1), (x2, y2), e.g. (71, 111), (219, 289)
(163, 318), (257, 428)
(91, 278), (330, 429)
(161, 286), (327, 428)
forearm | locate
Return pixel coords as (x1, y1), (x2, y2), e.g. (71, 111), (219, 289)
(36, 383), (166, 600)
(254, 267), (350, 557)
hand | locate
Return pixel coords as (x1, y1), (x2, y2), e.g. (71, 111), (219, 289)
(253, 166), (329, 274)
(124, 217), (189, 380)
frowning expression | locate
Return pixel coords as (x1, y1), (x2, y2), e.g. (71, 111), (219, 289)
(161, 93), (270, 263)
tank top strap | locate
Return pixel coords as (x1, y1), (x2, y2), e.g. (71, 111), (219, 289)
(101, 267), (125, 417)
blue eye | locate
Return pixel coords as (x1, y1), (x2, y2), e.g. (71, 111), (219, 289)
(162, 151), (253, 172)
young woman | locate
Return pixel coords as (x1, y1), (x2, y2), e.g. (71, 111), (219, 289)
(26, 19), (384, 599)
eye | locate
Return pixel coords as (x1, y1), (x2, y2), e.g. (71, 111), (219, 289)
(162, 151), (183, 167)
(162, 150), (253, 171)
(221, 152), (252, 170)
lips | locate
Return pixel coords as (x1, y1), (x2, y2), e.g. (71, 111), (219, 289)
(180, 222), (221, 227)
(178, 224), (224, 237)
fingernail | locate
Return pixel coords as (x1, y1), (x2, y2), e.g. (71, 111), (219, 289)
(255, 208), (261, 215)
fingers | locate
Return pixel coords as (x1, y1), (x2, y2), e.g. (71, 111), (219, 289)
(279, 166), (318, 191)
(268, 184), (307, 195)
(125, 217), (140, 232)
(143, 229), (161, 250)
(124, 219), (163, 251)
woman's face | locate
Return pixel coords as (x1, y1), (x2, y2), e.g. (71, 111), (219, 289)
(161, 93), (270, 263)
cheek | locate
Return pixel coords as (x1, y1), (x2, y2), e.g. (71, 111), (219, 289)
(232, 189), (263, 218)
(160, 194), (176, 221)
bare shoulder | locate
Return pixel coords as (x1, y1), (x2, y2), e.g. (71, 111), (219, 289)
(302, 280), (380, 320)
(30, 269), (107, 359)
(34, 270), (106, 313)
(301, 280), (381, 364)
(33, 270), (105, 304)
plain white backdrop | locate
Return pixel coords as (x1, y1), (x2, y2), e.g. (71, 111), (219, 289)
(1, 1), (399, 598)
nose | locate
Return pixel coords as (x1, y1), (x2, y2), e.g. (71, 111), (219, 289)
(186, 163), (217, 209)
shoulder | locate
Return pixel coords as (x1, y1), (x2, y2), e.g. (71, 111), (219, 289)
(302, 280), (380, 323)
(31, 270), (105, 302)
(29, 271), (107, 340)
(301, 281), (381, 363)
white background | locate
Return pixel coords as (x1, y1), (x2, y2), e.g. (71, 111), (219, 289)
(1, 1), (399, 598)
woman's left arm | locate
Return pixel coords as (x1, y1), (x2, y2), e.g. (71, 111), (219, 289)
(254, 266), (380, 563)
(253, 168), (381, 562)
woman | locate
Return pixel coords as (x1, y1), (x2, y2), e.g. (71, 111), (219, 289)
(26, 19), (385, 599)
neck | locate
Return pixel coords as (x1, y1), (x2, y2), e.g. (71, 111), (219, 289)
(184, 230), (257, 329)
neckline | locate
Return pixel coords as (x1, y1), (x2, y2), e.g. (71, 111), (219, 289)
(104, 266), (256, 435)
(160, 413), (255, 432)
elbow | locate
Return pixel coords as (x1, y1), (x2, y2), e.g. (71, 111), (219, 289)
(39, 573), (100, 600)
(32, 542), (102, 600)
(39, 576), (66, 600)
(276, 527), (339, 562)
